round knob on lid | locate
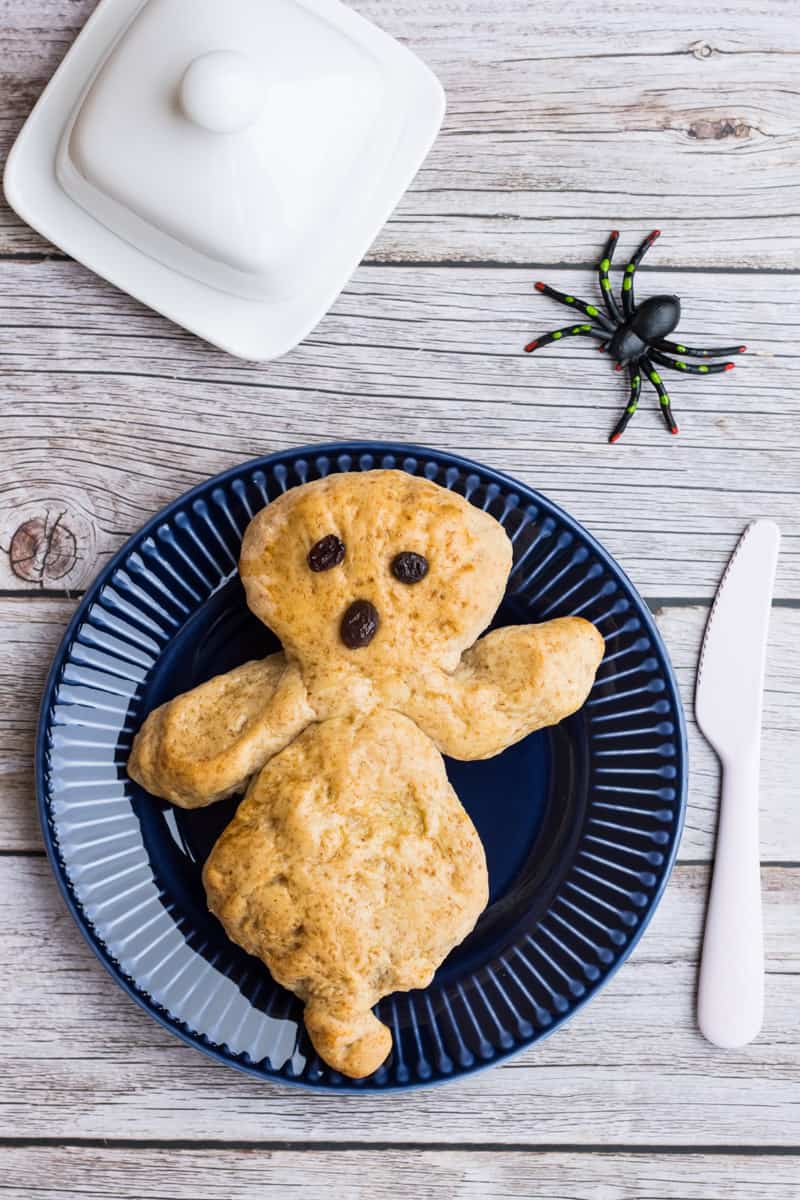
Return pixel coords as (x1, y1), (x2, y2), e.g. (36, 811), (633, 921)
(180, 50), (264, 134)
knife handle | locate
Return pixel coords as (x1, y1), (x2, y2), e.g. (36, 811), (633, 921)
(697, 749), (764, 1048)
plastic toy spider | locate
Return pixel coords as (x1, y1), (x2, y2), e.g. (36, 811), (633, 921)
(524, 230), (747, 442)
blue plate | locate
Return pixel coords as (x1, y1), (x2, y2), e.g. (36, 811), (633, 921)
(37, 443), (687, 1091)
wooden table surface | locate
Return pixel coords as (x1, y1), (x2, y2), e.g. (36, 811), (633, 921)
(2, 2), (798, 1197)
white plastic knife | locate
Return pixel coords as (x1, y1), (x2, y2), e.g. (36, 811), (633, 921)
(695, 519), (780, 1048)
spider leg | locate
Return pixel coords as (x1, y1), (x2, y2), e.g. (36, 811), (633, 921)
(622, 229), (660, 318)
(598, 230), (623, 323)
(524, 324), (606, 353)
(533, 281), (614, 331)
(650, 349), (735, 376)
(609, 364), (642, 443)
(655, 338), (747, 358)
(642, 355), (678, 434)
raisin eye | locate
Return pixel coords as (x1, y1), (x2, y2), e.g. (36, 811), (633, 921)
(391, 551), (428, 584)
(308, 535), (345, 572)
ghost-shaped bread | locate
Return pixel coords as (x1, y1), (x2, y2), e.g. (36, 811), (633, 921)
(128, 470), (604, 1077)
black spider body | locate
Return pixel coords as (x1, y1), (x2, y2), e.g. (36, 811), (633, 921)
(608, 294), (680, 364)
(524, 231), (746, 442)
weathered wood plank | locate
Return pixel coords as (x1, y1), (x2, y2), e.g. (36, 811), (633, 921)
(1, 856), (797, 1143)
(2, 262), (797, 599)
(0, 598), (69, 850)
(1, 2), (799, 264)
(5, 1146), (800, 1200)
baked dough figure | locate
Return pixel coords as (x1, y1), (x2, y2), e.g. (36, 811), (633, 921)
(129, 471), (604, 1077)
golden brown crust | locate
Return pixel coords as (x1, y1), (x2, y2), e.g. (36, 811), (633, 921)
(128, 654), (313, 808)
(303, 1003), (392, 1080)
(128, 470), (604, 1077)
(403, 617), (606, 759)
(203, 710), (488, 1077)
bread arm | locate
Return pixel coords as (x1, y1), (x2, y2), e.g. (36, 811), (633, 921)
(128, 653), (314, 808)
(403, 617), (604, 760)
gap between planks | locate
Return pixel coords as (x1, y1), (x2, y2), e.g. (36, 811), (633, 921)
(2, 252), (800, 276)
(2, 1138), (799, 1153)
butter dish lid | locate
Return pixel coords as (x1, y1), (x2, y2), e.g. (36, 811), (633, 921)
(5, 0), (445, 357)
(57, 0), (400, 300)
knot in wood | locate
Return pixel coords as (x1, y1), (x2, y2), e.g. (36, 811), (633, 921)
(688, 118), (750, 140)
(690, 40), (714, 59)
(9, 513), (78, 584)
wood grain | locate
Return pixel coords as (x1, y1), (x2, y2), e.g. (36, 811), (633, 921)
(1, 856), (797, 1144)
(1, 2), (799, 264)
(2, 262), (797, 599)
(5, 1146), (800, 1200)
(2, 598), (798, 857)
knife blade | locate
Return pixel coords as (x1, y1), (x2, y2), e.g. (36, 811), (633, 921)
(695, 519), (780, 1048)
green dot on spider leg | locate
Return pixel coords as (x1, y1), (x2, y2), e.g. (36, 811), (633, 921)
(565, 295), (575, 303)
(659, 396), (671, 406)
(649, 371), (661, 383)
(600, 258), (610, 272)
(699, 365), (709, 373)
(552, 332), (562, 340)
(626, 263), (635, 273)
(626, 404), (638, 413)
(632, 376), (640, 386)
(586, 305), (598, 316)
(601, 278), (611, 290)
(677, 344), (687, 352)
(623, 277), (632, 291)
(677, 360), (687, 369)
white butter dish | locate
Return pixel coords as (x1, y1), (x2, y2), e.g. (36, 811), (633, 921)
(4, 0), (445, 359)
